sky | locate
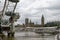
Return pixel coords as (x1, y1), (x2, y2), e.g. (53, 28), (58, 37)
(0, 0), (60, 25)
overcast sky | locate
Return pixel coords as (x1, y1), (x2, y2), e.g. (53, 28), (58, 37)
(0, 0), (60, 25)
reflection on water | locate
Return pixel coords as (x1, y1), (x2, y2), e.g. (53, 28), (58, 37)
(3, 32), (58, 40)
(7, 37), (15, 40)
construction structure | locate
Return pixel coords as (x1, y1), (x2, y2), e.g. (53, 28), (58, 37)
(0, 0), (20, 37)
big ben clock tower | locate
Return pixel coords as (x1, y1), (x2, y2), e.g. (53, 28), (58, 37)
(41, 15), (44, 27)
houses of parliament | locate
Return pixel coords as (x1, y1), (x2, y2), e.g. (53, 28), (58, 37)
(16, 15), (45, 27)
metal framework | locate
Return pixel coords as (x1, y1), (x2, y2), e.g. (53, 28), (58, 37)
(0, 0), (19, 36)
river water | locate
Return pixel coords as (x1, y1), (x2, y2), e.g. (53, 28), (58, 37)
(6, 32), (58, 40)
(3, 27), (59, 40)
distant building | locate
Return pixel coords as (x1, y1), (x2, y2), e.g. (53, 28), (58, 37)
(16, 16), (45, 27)
(41, 15), (44, 27)
(22, 23), (25, 27)
(28, 20), (34, 27)
(25, 18), (29, 27)
(25, 18), (34, 27)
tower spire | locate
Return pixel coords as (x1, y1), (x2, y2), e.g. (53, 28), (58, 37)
(41, 14), (44, 27)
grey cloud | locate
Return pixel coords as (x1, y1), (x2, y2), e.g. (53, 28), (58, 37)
(15, 0), (60, 24)
(46, 7), (60, 10)
(52, 13), (60, 16)
(1, 0), (60, 24)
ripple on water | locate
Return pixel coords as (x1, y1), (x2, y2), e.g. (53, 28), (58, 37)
(14, 32), (56, 40)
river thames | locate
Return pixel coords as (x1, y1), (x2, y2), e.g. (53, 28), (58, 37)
(4, 32), (59, 40)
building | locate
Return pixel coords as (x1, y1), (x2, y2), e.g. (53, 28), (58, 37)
(41, 15), (44, 27)
(25, 18), (34, 27)
(25, 18), (29, 27)
(16, 15), (45, 27)
(28, 20), (34, 27)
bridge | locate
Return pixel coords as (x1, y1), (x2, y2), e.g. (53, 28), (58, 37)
(22, 27), (60, 35)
